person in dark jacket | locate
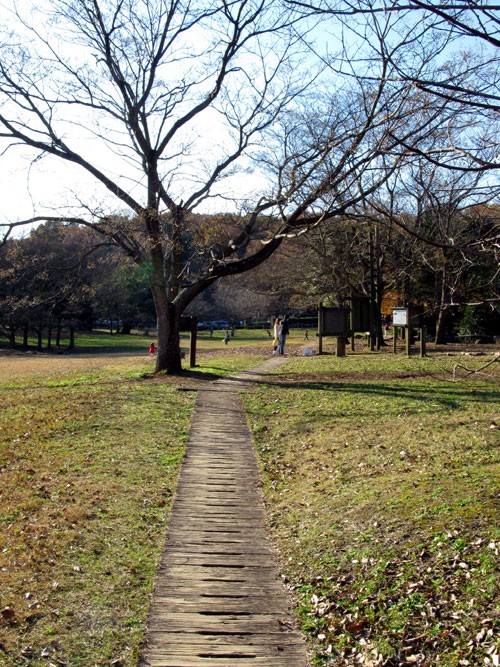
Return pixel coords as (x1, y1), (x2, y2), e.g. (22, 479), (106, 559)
(278, 314), (289, 355)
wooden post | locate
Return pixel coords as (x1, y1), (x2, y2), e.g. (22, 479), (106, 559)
(180, 316), (198, 367)
(369, 230), (376, 352)
(420, 327), (426, 358)
(189, 318), (197, 367)
(318, 305), (323, 354)
(406, 327), (411, 357)
(336, 336), (346, 357)
(375, 225), (382, 350)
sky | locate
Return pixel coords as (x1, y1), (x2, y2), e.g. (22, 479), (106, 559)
(1, 1), (496, 232)
(0, 100), (270, 225)
(0, 0), (290, 229)
(1, 150), (94, 225)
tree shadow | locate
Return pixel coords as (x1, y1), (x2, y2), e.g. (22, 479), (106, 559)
(178, 368), (229, 382)
(255, 377), (499, 412)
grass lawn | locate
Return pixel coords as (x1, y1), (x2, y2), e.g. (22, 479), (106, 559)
(1, 342), (498, 667)
(0, 348), (268, 667)
(0, 354), (196, 666)
(0, 326), (275, 356)
(244, 350), (500, 667)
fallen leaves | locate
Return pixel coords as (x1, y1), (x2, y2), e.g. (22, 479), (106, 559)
(298, 531), (499, 667)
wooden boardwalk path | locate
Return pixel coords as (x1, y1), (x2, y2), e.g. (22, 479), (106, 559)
(140, 358), (309, 667)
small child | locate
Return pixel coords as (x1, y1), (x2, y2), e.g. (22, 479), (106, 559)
(149, 342), (156, 354)
(224, 330), (230, 345)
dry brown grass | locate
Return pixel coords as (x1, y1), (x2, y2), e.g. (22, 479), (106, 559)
(245, 349), (500, 667)
(0, 353), (195, 666)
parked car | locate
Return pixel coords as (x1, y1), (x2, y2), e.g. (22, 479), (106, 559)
(211, 320), (229, 330)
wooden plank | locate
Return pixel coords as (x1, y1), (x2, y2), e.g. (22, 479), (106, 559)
(147, 626), (299, 637)
(146, 618), (298, 633)
(146, 600), (289, 614)
(165, 536), (272, 548)
(143, 644), (306, 658)
(142, 654), (305, 667)
(142, 638), (305, 651)
(142, 657), (303, 667)
(153, 589), (282, 600)
(159, 554), (273, 566)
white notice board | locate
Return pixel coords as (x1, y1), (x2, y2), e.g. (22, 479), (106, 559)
(392, 308), (408, 327)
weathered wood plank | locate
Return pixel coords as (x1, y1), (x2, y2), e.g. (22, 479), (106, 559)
(146, 619), (298, 633)
(142, 657), (303, 667)
(143, 643), (307, 657)
(143, 644), (306, 658)
(159, 553), (274, 566)
(165, 539), (272, 552)
(153, 588), (285, 598)
(146, 599), (289, 614)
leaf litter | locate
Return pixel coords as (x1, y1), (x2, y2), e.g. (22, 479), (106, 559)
(246, 350), (499, 667)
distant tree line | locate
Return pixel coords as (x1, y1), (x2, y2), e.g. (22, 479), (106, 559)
(1, 197), (498, 350)
(0, 223), (155, 350)
(289, 203), (500, 344)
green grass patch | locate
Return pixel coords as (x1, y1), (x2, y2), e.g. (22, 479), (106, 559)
(188, 353), (267, 378)
(0, 355), (196, 666)
(0, 327), (277, 355)
(0, 330), (156, 354)
(244, 352), (500, 667)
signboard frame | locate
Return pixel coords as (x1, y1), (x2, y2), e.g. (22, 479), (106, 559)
(319, 307), (350, 337)
(392, 308), (409, 327)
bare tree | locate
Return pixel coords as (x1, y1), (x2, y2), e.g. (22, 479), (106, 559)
(350, 156), (500, 340)
(288, 1), (500, 49)
(0, 0), (468, 371)
(286, 0), (500, 170)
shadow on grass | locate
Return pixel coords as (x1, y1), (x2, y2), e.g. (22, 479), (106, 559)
(269, 378), (499, 410)
(213, 370), (498, 412)
(177, 368), (228, 382)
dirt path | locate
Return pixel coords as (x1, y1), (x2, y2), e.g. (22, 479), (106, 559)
(140, 357), (309, 667)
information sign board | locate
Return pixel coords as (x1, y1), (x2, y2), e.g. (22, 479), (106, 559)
(319, 307), (350, 336)
(392, 308), (408, 327)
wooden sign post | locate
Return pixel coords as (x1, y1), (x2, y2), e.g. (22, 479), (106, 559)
(180, 316), (198, 367)
(318, 306), (350, 357)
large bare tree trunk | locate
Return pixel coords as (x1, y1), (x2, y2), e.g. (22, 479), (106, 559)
(152, 285), (182, 373)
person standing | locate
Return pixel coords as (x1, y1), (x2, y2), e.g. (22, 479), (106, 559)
(278, 314), (289, 355)
(272, 316), (280, 354)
